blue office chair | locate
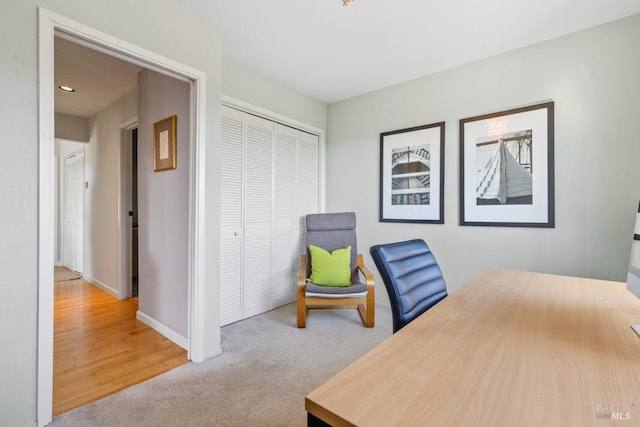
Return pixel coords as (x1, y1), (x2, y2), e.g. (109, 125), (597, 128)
(369, 239), (447, 333)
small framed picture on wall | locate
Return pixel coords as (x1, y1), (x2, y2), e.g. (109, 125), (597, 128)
(153, 115), (177, 172)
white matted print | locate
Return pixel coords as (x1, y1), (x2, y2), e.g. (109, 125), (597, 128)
(459, 102), (554, 227)
(380, 122), (445, 223)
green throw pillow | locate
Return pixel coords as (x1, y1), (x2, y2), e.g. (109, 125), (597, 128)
(308, 244), (352, 287)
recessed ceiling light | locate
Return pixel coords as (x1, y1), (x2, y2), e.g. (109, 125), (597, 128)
(58, 85), (76, 92)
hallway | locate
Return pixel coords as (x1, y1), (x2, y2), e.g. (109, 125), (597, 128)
(53, 278), (188, 415)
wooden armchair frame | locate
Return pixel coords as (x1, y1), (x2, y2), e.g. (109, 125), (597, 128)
(297, 253), (375, 328)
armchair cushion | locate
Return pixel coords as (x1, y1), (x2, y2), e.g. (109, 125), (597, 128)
(305, 281), (368, 295)
(308, 244), (352, 287)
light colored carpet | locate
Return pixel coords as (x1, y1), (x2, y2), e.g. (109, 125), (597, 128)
(49, 303), (392, 426)
(54, 266), (82, 282)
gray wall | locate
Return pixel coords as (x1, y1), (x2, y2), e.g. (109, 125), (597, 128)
(137, 69), (190, 338)
(326, 14), (640, 298)
(55, 113), (89, 142)
(84, 90), (137, 292)
(0, 1), (221, 425)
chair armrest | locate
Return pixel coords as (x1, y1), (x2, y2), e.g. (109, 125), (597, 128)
(297, 255), (307, 288)
(357, 254), (375, 286)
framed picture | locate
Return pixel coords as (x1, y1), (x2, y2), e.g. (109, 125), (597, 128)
(153, 115), (177, 172)
(379, 122), (445, 223)
(459, 102), (554, 227)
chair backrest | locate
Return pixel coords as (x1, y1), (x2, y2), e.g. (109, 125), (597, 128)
(306, 212), (358, 278)
(369, 239), (447, 333)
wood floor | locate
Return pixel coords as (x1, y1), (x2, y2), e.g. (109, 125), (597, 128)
(53, 278), (188, 415)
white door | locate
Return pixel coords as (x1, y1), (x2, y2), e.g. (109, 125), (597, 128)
(243, 113), (274, 318)
(220, 107), (245, 325)
(271, 123), (318, 307)
(62, 151), (85, 272)
(295, 128), (319, 286)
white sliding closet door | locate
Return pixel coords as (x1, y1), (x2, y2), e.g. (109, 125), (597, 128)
(271, 124), (302, 307)
(243, 114), (274, 318)
(220, 105), (319, 326)
(296, 129), (319, 259)
(220, 107), (244, 325)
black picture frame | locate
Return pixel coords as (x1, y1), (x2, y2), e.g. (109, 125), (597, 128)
(459, 102), (554, 227)
(379, 122), (445, 223)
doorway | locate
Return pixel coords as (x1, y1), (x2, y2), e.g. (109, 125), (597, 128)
(39, 8), (210, 426)
(131, 128), (138, 298)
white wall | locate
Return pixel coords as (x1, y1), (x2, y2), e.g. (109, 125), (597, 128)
(222, 58), (327, 130)
(83, 89), (137, 293)
(137, 69), (190, 339)
(0, 1), (222, 425)
(326, 14), (640, 299)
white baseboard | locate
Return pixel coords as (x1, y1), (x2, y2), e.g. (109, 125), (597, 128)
(136, 310), (188, 350)
(81, 273), (187, 350)
(82, 274), (119, 298)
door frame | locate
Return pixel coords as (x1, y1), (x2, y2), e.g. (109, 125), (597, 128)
(119, 119), (138, 299)
(38, 8), (208, 426)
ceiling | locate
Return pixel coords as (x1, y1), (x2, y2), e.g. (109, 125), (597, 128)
(55, 37), (142, 118)
(55, 0), (640, 117)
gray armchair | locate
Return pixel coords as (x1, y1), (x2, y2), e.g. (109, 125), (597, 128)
(297, 212), (375, 328)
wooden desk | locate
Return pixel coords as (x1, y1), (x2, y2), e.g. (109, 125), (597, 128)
(306, 269), (640, 426)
